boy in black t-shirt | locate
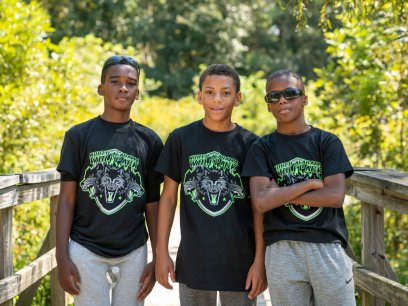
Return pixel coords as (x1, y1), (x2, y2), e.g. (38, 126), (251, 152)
(56, 55), (163, 306)
(242, 69), (356, 306)
(155, 64), (267, 306)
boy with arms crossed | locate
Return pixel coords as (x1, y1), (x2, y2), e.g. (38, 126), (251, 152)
(56, 55), (163, 306)
(242, 69), (356, 306)
(155, 64), (267, 306)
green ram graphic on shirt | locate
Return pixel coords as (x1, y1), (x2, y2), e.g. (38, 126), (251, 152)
(80, 149), (144, 215)
(183, 151), (245, 217)
(275, 157), (323, 221)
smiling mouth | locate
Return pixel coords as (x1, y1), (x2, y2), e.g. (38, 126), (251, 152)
(210, 107), (224, 112)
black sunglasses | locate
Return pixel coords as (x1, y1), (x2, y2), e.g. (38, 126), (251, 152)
(264, 87), (304, 104)
(102, 55), (140, 74)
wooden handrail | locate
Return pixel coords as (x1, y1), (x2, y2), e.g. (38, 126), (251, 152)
(0, 169), (65, 306)
(0, 168), (407, 305)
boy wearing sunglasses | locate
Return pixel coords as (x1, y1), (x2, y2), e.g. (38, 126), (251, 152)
(56, 55), (163, 305)
(242, 69), (356, 306)
(155, 64), (267, 305)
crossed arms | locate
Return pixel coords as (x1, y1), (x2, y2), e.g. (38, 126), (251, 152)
(250, 173), (347, 214)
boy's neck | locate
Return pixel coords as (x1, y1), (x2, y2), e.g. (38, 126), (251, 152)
(276, 122), (311, 135)
(100, 111), (131, 123)
(202, 118), (236, 132)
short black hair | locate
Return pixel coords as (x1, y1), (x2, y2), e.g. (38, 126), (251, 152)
(101, 55), (140, 83)
(199, 64), (240, 92)
(266, 69), (304, 90)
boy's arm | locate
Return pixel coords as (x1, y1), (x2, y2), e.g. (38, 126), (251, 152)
(290, 173), (347, 208)
(55, 181), (81, 295)
(155, 175), (179, 290)
(250, 176), (324, 213)
(246, 208), (267, 299)
(137, 200), (159, 300)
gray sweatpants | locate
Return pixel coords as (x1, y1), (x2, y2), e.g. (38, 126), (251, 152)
(69, 240), (147, 306)
(265, 240), (356, 306)
(179, 283), (256, 306)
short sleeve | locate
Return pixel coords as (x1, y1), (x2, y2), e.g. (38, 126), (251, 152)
(154, 131), (182, 183)
(321, 135), (354, 178)
(57, 131), (81, 181)
(144, 136), (164, 203)
(242, 138), (274, 179)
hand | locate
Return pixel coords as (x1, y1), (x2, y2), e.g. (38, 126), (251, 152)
(308, 179), (324, 190)
(57, 258), (81, 295)
(245, 260), (268, 300)
(137, 261), (156, 300)
(155, 252), (176, 289)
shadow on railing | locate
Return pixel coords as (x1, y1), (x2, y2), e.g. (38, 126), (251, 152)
(0, 168), (407, 306)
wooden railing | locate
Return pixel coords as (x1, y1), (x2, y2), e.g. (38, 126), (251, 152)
(0, 169), (65, 306)
(0, 168), (407, 305)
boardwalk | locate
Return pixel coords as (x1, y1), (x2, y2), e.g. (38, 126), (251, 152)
(145, 209), (272, 306)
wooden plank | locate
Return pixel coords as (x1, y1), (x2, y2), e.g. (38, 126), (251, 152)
(361, 202), (385, 306)
(352, 168), (408, 197)
(384, 257), (399, 282)
(0, 175), (20, 190)
(0, 208), (13, 306)
(347, 182), (408, 213)
(0, 249), (57, 304)
(15, 231), (50, 306)
(21, 169), (60, 184)
(0, 181), (60, 209)
(354, 263), (408, 306)
(49, 195), (67, 306)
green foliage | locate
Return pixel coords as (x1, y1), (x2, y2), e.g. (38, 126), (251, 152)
(41, 0), (329, 98)
(0, 4), (144, 173)
(308, 1), (408, 170)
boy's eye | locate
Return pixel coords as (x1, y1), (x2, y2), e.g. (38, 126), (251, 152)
(223, 91), (231, 96)
(205, 90), (214, 96)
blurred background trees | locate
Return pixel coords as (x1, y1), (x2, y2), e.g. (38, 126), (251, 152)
(1, 0), (407, 304)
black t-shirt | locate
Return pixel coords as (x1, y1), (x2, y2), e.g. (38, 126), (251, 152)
(155, 120), (259, 291)
(57, 116), (163, 257)
(242, 127), (353, 248)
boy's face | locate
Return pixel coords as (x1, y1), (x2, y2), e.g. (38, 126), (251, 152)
(98, 64), (139, 113)
(198, 75), (241, 125)
(266, 76), (307, 124)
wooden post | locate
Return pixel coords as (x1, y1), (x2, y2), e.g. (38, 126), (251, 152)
(0, 207), (13, 306)
(50, 195), (66, 306)
(361, 202), (385, 306)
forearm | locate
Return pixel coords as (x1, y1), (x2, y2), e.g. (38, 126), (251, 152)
(291, 187), (345, 208)
(291, 174), (347, 208)
(253, 180), (319, 213)
(55, 201), (74, 262)
(55, 181), (76, 263)
(155, 196), (177, 255)
(252, 209), (265, 263)
(145, 201), (159, 261)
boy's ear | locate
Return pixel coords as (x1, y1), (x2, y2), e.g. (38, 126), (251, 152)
(234, 92), (242, 106)
(197, 91), (203, 105)
(97, 85), (104, 96)
(303, 95), (308, 106)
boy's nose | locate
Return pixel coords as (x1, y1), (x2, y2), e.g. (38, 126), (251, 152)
(214, 93), (222, 103)
(119, 84), (128, 92)
(278, 96), (288, 104)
